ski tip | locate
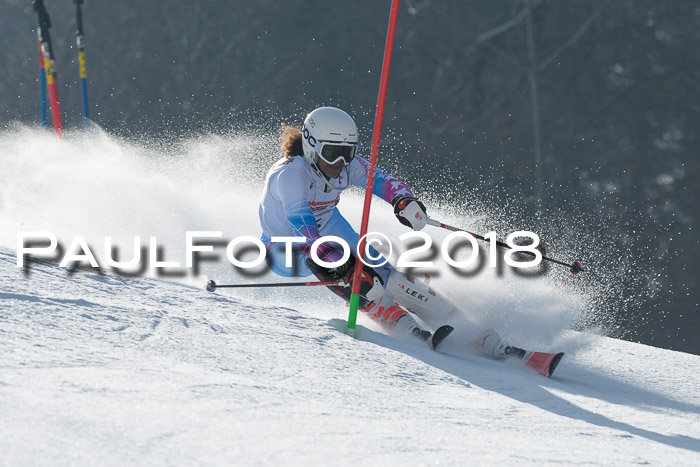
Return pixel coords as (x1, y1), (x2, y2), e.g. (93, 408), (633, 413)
(547, 352), (565, 377)
(430, 324), (454, 351)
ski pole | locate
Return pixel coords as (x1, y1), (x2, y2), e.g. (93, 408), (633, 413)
(427, 218), (583, 274)
(33, 0), (63, 136)
(206, 279), (343, 292)
(74, 0), (89, 128)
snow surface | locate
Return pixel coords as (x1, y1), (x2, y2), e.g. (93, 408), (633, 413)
(1, 126), (699, 465)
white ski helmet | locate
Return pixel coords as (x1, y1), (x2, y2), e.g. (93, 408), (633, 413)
(302, 107), (358, 166)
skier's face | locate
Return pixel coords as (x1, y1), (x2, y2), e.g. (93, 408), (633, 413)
(317, 158), (345, 179)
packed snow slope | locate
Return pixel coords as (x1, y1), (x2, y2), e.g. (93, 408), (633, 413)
(2, 248), (700, 465)
(1, 126), (699, 464)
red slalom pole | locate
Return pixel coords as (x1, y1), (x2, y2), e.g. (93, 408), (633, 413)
(33, 0), (63, 136)
(347, 0), (401, 333)
(39, 42), (47, 127)
(43, 48), (63, 136)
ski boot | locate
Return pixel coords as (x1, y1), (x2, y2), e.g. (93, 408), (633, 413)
(362, 295), (453, 350)
(400, 316), (453, 351)
(475, 328), (513, 360)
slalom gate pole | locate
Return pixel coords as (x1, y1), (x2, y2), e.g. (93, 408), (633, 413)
(347, 0), (401, 334)
(426, 218), (584, 274)
(206, 279), (342, 292)
(74, 0), (89, 128)
(33, 0), (63, 136)
(38, 42), (47, 127)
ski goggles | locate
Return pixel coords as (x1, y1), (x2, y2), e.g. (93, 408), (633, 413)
(316, 141), (357, 166)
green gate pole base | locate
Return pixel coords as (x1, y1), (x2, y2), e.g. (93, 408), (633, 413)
(347, 293), (360, 337)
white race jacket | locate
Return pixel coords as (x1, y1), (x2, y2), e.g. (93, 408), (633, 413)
(259, 155), (413, 259)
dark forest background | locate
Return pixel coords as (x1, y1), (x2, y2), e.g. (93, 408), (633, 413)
(2, 0), (698, 354)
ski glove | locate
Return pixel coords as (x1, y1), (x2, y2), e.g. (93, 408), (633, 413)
(392, 196), (428, 230)
(327, 258), (354, 285)
(306, 256), (386, 308)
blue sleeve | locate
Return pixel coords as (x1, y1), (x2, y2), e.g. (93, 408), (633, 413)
(349, 156), (414, 204)
(273, 168), (342, 263)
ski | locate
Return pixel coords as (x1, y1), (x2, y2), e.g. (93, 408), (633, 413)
(428, 324), (454, 351)
(509, 347), (564, 378)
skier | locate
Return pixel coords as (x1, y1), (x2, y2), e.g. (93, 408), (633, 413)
(259, 106), (509, 357)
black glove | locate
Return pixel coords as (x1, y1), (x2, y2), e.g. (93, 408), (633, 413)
(392, 196), (428, 230)
(326, 256), (354, 285)
(306, 255), (384, 308)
